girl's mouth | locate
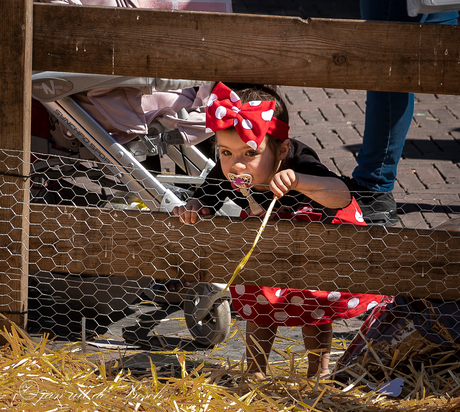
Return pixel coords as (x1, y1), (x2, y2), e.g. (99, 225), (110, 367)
(228, 173), (264, 216)
(231, 177), (248, 191)
(228, 174), (254, 193)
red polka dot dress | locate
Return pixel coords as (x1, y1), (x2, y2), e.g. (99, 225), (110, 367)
(230, 198), (388, 327)
(230, 285), (385, 327)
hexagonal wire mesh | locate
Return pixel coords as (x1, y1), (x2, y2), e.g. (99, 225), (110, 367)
(1, 144), (458, 394)
(1, 84), (460, 400)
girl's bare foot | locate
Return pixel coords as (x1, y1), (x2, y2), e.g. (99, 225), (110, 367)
(320, 368), (331, 378)
(252, 371), (266, 380)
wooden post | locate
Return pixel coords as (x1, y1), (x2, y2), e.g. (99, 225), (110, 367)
(0, 0), (33, 332)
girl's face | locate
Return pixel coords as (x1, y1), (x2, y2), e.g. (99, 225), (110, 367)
(216, 128), (289, 191)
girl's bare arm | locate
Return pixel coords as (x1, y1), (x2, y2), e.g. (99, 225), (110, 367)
(270, 169), (351, 209)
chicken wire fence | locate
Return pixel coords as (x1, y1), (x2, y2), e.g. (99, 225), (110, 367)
(1, 147), (460, 399)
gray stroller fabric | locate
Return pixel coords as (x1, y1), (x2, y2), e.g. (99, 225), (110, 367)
(71, 84), (214, 145)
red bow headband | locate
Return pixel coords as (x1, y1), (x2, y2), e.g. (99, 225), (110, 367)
(205, 82), (290, 149)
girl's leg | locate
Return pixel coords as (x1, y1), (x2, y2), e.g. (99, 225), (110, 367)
(302, 323), (332, 378)
(245, 320), (278, 377)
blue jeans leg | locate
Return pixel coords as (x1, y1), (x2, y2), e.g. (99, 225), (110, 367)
(352, 0), (458, 192)
(353, 92), (414, 192)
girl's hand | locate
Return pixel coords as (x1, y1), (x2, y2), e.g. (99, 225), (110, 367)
(270, 169), (298, 198)
(173, 198), (210, 224)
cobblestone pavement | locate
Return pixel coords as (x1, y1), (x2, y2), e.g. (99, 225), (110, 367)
(281, 87), (460, 229)
(234, 0), (460, 230)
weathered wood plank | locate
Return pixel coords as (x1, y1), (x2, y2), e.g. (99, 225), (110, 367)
(32, 4), (460, 95)
(0, 0), (33, 330)
(28, 204), (460, 300)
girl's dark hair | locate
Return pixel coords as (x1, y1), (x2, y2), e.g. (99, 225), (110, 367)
(222, 83), (289, 125)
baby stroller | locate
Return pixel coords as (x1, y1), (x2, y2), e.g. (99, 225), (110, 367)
(30, 71), (236, 345)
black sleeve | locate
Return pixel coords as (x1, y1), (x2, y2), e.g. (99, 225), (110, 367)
(288, 140), (339, 179)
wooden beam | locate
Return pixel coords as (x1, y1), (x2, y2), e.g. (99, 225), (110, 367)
(32, 4), (460, 95)
(0, 0), (33, 330)
(28, 204), (460, 301)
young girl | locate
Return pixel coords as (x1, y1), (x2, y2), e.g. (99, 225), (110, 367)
(173, 82), (385, 378)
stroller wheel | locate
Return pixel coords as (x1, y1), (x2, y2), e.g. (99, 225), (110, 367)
(184, 283), (231, 346)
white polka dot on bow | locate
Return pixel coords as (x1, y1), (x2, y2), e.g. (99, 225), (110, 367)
(207, 93), (218, 107)
(249, 100), (261, 106)
(261, 109), (274, 122)
(230, 90), (240, 103)
(241, 119), (253, 130)
(215, 106), (227, 120)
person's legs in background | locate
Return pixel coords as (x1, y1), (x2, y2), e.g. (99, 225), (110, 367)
(351, 0), (458, 226)
(351, 91), (414, 225)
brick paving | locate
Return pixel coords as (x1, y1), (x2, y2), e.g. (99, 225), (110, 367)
(232, 0), (460, 229)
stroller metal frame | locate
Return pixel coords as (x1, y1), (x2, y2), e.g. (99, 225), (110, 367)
(31, 71), (233, 345)
(31, 72), (215, 211)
